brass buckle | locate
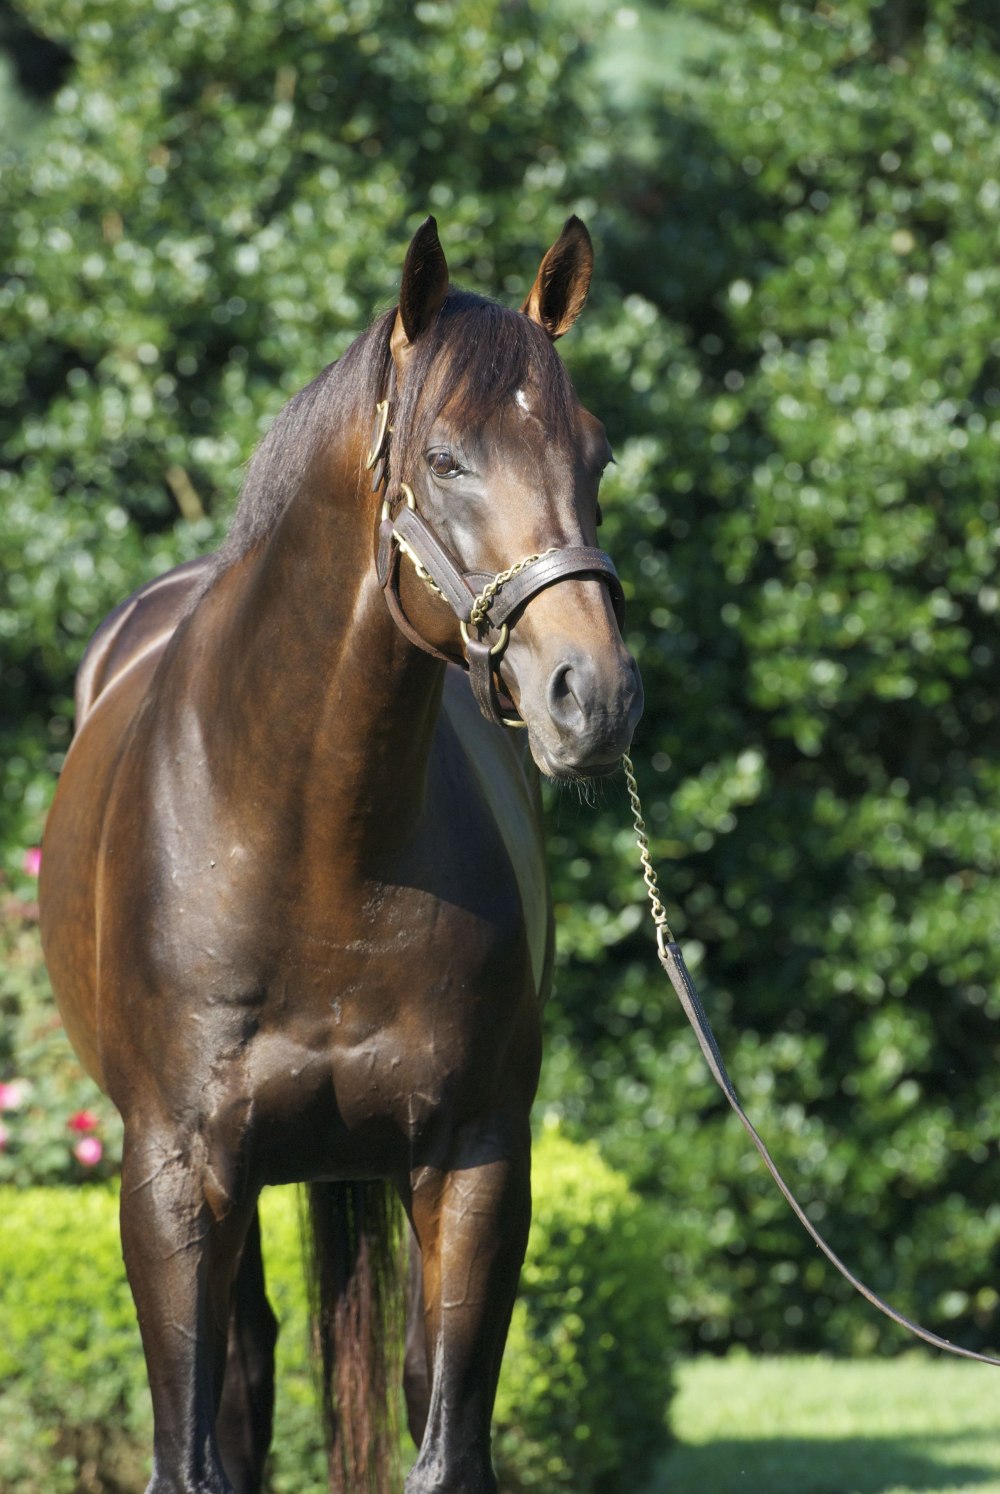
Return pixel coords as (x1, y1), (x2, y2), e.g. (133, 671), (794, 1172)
(380, 482), (416, 526)
(365, 399), (391, 471)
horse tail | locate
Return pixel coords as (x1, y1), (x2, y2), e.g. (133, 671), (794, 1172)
(303, 1180), (405, 1494)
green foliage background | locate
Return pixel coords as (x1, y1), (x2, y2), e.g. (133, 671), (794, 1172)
(2, 0), (1000, 1384)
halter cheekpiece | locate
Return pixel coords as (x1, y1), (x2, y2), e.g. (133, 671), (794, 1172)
(368, 388), (625, 729)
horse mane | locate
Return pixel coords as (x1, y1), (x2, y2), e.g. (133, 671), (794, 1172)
(207, 312), (393, 579)
(208, 289), (578, 581)
(385, 290), (578, 489)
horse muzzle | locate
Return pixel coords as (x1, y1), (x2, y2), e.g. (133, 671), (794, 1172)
(501, 609), (644, 780)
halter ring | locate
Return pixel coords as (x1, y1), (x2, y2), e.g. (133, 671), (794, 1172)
(460, 620), (509, 658)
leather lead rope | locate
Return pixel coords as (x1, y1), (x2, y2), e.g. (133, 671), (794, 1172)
(622, 752), (1000, 1368)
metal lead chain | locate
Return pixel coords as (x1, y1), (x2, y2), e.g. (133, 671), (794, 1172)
(622, 752), (675, 957)
(397, 538), (445, 598)
(468, 548), (559, 629)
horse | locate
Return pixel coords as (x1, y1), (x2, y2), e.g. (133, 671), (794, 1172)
(38, 214), (643, 1494)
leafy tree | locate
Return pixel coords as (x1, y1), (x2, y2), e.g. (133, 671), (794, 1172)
(3, 0), (1000, 1362)
(0, 0), (594, 854)
(546, 0), (1000, 1354)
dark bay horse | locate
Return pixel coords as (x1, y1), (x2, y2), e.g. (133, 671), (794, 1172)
(38, 216), (642, 1494)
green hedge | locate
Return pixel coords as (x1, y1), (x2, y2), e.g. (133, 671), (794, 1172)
(494, 1128), (673, 1493)
(0, 1188), (150, 1494)
(0, 1129), (673, 1494)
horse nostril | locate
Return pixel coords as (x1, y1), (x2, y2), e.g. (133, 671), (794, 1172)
(547, 660), (587, 732)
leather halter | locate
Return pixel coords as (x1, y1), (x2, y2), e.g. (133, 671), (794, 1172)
(369, 405), (625, 729)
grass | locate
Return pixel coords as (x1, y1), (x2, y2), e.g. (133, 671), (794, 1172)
(656, 1354), (1000, 1494)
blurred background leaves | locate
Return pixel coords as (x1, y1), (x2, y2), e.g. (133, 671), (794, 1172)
(2, 0), (1000, 1362)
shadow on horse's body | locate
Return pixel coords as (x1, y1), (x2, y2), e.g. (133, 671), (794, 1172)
(39, 217), (641, 1494)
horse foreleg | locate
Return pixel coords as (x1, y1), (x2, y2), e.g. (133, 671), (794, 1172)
(404, 1121), (531, 1494)
(215, 1209), (278, 1494)
(120, 1125), (255, 1494)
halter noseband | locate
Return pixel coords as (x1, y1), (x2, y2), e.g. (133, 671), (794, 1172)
(370, 404), (626, 729)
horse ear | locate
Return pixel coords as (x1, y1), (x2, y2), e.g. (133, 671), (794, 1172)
(395, 216), (449, 348)
(521, 216), (593, 341)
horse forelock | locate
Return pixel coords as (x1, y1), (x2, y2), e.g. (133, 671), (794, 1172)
(387, 291), (578, 488)
(206, 290), (577, 587)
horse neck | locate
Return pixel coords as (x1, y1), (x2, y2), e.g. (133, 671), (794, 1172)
(198, 444), (445, 853)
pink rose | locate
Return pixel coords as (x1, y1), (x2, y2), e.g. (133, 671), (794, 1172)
(67, 1109), (100, 1133)
(22, 847), (42, 878)
(73, 1136), (104, 1167)
(0, 1080), (28, 1112)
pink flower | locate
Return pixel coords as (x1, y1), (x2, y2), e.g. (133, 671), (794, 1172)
(0, 1080), (28, 1112)
(67, 1109), (100, 1133)
(22, 847), (42, 878)
(73, 1136), (103, 1167)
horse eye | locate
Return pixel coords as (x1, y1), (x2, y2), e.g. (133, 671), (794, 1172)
(428, 450), (460, 478)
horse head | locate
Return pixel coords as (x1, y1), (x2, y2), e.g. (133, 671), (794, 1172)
(375, 216), (644, 779)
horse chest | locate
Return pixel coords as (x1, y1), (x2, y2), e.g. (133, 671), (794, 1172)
(233, 959), (536, 1184)
(193, 868), (535, 1172)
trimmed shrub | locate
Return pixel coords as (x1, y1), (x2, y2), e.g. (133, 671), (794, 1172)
(0, 1128), (674, 1493)
(493, 1125), (674, 1493)
(0, 1187), (150, 1494)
